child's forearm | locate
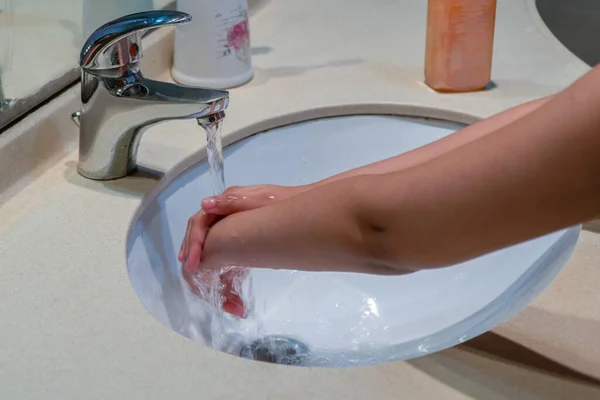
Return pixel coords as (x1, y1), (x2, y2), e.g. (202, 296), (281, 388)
(200, 66), (597, 275)
(200, 72), (599, 275)
(359, 66), (600, 268)
(307, 95), (553, 190)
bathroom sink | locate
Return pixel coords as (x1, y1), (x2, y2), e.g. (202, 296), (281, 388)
(126, 114), (580, 367)
(536, 0), (600, 66)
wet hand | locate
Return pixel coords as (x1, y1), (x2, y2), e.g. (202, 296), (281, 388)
(178, 209), (221, 268)
(183, 261), (248, 318)
(178, 184), (305, 267)
(201, 184), (307, 216)
(178, 209), (248, 317)
(179, 184), (305, 317)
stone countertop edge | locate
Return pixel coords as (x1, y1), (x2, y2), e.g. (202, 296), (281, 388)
(2, 1), (600, 399)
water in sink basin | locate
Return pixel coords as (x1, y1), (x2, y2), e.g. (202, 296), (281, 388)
(126, 114), (580, 367)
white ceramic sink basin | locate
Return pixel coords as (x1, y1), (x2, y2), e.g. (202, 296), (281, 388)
(126, 114), (580, 367)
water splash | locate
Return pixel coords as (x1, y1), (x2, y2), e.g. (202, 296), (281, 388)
(187, 113), (253, 352)
(189, 265), (258, 352)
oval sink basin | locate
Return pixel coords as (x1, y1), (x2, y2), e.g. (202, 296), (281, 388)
(126, 114), (580, 367)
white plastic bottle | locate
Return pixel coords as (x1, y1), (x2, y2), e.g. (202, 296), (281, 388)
(172, 0), (253, 89)
(82, 0), (154, 39)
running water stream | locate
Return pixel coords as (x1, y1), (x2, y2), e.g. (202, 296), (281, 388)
(193, 114), (257, 352)
(198, 115), (226, 196)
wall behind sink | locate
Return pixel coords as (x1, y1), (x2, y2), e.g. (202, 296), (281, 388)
(536, 0), (600, 66)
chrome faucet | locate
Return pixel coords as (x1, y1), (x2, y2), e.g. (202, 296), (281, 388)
(71, 11), (229, 180)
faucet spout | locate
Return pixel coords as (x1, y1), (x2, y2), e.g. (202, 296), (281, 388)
(77, 70), (229, 180)
(72, 11), (230, 181)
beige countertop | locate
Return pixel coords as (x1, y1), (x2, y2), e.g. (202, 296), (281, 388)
(1, 0), (599, 399)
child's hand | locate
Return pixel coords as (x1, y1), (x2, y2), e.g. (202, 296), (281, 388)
(178, 210), (221, 267)
(179, 210), (247, 317)
(179, 184), (306, 318)
(182, 260), (248, 318)
(178, 184), (305, 268)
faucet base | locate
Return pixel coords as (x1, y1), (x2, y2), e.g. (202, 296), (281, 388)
(76, 160), (138, 181)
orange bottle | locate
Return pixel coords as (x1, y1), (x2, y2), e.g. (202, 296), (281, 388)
(424, 0), (497, 93)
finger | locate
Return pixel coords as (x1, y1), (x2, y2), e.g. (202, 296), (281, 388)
(220, 267), (248, 293)
(202, 184), (275, 212)
(221, 267), (249, 318)
(178, 218), (193, 262)
(201, 196), (218, 211)
(223, 299), (246, 318)
(182, 266), (200, 295)
(202, 194), (272, 215)
(181, 211), (226, 298)
(184, 212), (219, 274)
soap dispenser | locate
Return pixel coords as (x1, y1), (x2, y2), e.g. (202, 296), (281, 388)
(172, 0), (253, 89)
(424, 0), (497, 93)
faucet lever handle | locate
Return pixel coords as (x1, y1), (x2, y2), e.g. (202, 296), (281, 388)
(79, 10), (191, 73)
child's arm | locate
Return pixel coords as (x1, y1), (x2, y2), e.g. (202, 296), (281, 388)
(189, 65), (600, 275)
(200, 95), (553, 216)
(306, 95), (553, 188)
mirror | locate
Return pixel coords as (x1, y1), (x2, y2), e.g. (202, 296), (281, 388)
(0, 0), (172, 130)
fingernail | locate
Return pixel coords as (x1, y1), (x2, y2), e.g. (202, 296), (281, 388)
(202, 197), (217, 209)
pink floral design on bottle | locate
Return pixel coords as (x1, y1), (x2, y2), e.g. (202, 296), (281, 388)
(217, 8), (251, 65)
(227, 20), (249, 53)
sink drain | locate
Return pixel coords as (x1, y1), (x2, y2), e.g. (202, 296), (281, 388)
(240, 336), (310, 366)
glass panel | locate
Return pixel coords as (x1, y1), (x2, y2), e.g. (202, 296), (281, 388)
(0, 0), (173, 130)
